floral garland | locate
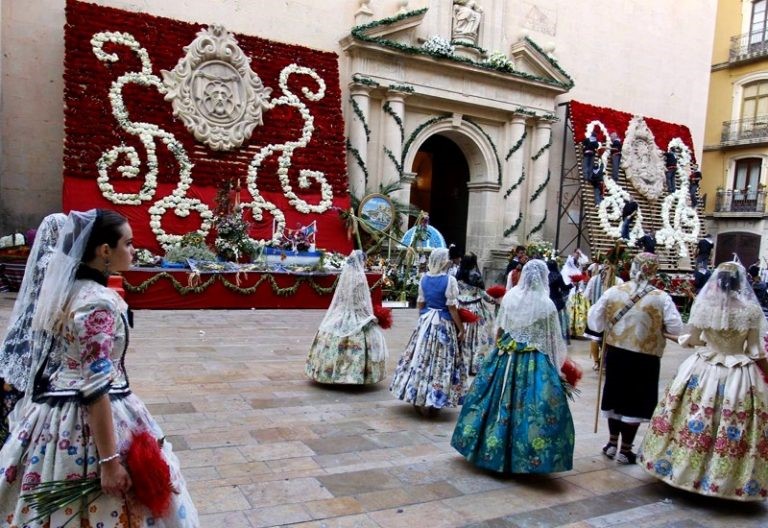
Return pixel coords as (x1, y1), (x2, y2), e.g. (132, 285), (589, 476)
(528, 213), (547, 238)
(351, 74), (380, 88)
(350, 96), (371, 142)
(383, 147), (404, 180)
(350, 9), (573, 89)
(464, 118), (503, 186)
(504, 166), (525, 199)
(529, 170), (550, 203)
(402, 115), (451, 159)
(388, 83), (415, 94)
(383, 102), (405, 143)
(123, 271), (384, 296)
(505, 130), (527, 161)
(422, 35), (455, 56)
(655, 138), (700, 258)
(503, 212), (523, 237)
(531, 135), (552, 161)
(345, 139), (369, 189)
(91, 31), (214, 248)
(485, 51), (514, 71)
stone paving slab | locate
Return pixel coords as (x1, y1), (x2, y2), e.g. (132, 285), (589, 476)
(0, 294), (766, 527)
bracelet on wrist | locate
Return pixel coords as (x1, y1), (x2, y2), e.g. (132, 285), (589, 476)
(98, 452), (121, 465)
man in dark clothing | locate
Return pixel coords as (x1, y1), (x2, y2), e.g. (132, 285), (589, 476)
(693, 264), (711, 294)
(609, 131), (622, 180)
(748, 264), (768, 307)
(582, 134), (599, 181)
(689, 165), (702, 207)
(620, 199), (638, 239)
(505, 245), (527, 275)
(547, 260), (573, 344)
(664, 149), (678, 193)
(638, 231), (656, 253)
(695, 235), (713, 269)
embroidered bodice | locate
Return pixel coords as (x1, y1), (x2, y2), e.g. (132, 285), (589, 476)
(42, 280), (130, 402)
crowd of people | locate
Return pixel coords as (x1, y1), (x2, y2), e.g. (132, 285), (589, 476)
(0, 209), (766, 528)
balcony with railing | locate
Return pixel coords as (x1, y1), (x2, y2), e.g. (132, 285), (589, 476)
(714, 189), (767, 216)
(721, 117), (768, 146)
(729, 32), (768, 63)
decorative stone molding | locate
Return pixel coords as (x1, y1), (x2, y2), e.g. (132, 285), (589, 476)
(622, 115), (666, 201)
(162, 25), (273, 151)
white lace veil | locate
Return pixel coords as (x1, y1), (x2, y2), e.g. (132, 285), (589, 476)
(0, 213), (66, 390)
(428, 248), (450, 275)
(31, 210), (98, 334)
(318, 250), (378, 336)
(688, 261), (768, 333)
(496, 259), (567, 368)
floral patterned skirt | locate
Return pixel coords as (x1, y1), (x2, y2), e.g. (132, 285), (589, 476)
(451, 335), (574, 474)
(305, 326), (387, 385)
(389, 310), (468, 409)
(567, 293), (589, 338)
(0, 393), (199, 526)
(457, 300), (496, 375)
(640, 353), (768, 501)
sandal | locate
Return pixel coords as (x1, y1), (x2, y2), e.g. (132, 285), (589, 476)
(602, 443), (617, 459)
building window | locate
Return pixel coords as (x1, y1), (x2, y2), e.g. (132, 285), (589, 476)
(750, 0), (768, 45)
(733, 157), (762, 191)
(741, 80), (768, 121)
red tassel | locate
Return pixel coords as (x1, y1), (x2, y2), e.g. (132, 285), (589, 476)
(561, 357), (583, 388)
(485, 285), (506, 299)
(125, 430), (173, 518)
(458, 308), (480, 323)
(373, 305), (393, 329)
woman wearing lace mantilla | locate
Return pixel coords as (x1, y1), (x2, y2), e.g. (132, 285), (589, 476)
(0, 213), (66, 444)
(641, 261), (768, 501)
(390, 248), (468, 413)
(451, 260), (575, 473)
(305, 250), (388, 384)
(0, 210), (198, 526)
(455, 253), (496, 375)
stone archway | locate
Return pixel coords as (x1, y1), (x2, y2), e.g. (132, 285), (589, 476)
(402, 117), (500, 255)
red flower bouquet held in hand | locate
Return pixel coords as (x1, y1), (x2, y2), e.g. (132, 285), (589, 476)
(373, 304), (393, 329)
(485, 285), (506, 299)
(458, 308), (480, 324)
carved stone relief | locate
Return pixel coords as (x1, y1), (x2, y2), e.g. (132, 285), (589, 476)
(622, 116), (666, 201)
(162, 25), (272, 151)
(452, 0), (483, 45)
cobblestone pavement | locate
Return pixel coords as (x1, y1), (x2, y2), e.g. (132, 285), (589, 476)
(0, 296), (766, 527)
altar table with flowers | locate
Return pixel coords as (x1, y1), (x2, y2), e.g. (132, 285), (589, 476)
(121, 269), (382, 309)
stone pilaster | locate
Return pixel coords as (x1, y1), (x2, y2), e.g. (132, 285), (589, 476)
(502, 114), (528, 246)
(347, 84), (372, 200)
(527, 119), (553, 237)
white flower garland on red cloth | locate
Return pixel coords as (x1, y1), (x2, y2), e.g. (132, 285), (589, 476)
(655, 138), (700, 258)
(92, 33), (335, 249)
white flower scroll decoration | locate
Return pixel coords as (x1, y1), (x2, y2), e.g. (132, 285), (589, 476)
(92, 31), (214, 249)
(655, 138), (700, 258)
(242, 64), (334, 246)
(586, 120), (645, 246)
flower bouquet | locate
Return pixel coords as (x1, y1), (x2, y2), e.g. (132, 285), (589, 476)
(485, 285), (506, 299)
(373, 304), (393, 329)
(458, 308), (480, 323)
(22, 431), (173, 526)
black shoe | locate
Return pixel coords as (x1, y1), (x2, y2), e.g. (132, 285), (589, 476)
(602, 443), (617, 459)
(616, 451), (637, 465)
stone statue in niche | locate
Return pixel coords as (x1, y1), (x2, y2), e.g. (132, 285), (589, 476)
(452, 0), (483, 45)
(162, 25), (272, 151)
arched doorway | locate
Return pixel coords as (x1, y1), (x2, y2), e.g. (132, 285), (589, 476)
(410, 135), (470, 250)
(715, 231), (760, 267)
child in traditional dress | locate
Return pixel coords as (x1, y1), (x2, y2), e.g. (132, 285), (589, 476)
(451, 259), (575, 473)
(390, 248), (468, 413)
(305, 250), (388, 384)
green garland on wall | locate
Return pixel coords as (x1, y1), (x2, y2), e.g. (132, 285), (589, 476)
(402, 115), (451, 158)
(123, 271), (386, 297)
(351, 74), (380, 88)
(503, 212), (523, 237)
(350, 9), (573, 89)
(529, 170), (551, 203)
(464, 118), (503, 186)
(505, 130), (527, 161)
(350, 96), (371, 142)
(504, 166), (525, 199)
(383, 101), (405, 143)
(346, 139), (369, 188)
(531, 136), (553, 161)
(528, 212), (547, 238)
(388, 83), (415, 93)
(384, 146), (403, 179)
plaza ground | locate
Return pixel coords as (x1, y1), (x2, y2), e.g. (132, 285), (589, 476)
(0, 297), (766, 527)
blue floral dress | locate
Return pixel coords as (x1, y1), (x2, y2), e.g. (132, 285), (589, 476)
(389, 273), (468, 408)
(451, 333), (575, 473)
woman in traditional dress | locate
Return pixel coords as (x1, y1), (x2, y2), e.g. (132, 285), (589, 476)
(456, 253), (496, 375)
(641, 261), (768, 501)
(390, 248), (468, 413)
(0, 213), (66, 444)
(451, 259), (575, 473)
(0, 210), (198, 526)
(566, 277), (590, 339)
(305, 250), (388, 384)
(587, 252), (683, 465)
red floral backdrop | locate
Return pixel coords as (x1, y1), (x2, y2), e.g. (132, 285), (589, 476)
(570, 100), (696, 160)
(62, 0), (351, 253)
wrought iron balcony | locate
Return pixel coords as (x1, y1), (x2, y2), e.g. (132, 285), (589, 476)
(729, 32), (768, 63)
(721, 117), (768, 145)
(714, 189), (767, 214)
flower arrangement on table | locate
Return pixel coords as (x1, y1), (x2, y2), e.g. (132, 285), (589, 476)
(526, 237), (556, 261)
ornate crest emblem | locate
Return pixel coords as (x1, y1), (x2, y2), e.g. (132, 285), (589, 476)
(622, 116), (665, 201)
(162, 25), (272, 151)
